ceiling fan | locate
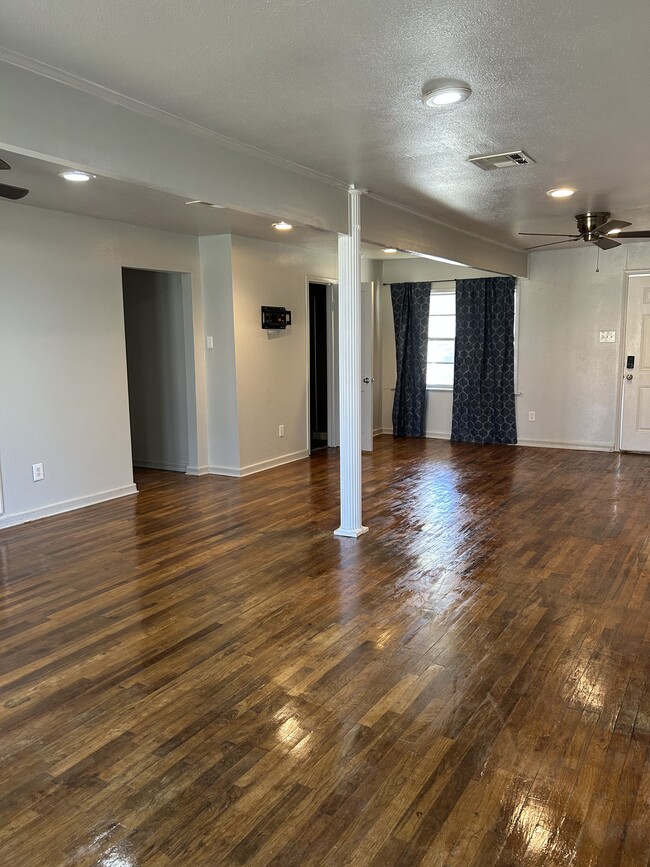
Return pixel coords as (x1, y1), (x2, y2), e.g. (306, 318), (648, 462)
(0, 158), (29, 200)
(520, 212), (650, 250)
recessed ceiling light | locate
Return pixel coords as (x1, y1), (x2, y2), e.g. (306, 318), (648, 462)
(422, 80), (472, 107)
(546, 188), (575, 198)
(272, 221), (293, 231)
(59, 170), (94, 182)
(382, 247), (398, 253)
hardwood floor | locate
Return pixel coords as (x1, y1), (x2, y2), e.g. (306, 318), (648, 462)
(0, 436), (648, 866)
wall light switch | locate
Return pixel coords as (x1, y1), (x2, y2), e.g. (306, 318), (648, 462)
(278, 424), (285, 437)
(205, 336), (214, 349)
(32, 462), (44, 481)
(599, 331), (616, 343)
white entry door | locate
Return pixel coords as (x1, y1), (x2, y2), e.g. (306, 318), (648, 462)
(361, 282), (374, 452)
(620, 274), (650, 452)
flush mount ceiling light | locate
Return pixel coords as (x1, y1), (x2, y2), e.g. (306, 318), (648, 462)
(272, 221), (293, 231)
(382, 247), (398, 253)
(546, 188), (576, 198)
(422, 80), (472, 107)
(59, 170), (94, 182)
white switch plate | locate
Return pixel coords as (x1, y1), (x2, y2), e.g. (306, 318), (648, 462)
(205, 336), (214, 349)
(278, 424), (285, 437)
(599, 331), (616, 343)
(32, 462), (44, 481)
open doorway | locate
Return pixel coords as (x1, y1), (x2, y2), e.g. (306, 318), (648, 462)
(309, 282), (329, 452)
(122, 268), (191, 472)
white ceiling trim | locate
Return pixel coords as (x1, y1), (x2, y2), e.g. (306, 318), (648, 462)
(0, 46), (349, 192)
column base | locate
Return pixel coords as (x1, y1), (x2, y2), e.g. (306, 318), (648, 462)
(333, 525), (369, 538)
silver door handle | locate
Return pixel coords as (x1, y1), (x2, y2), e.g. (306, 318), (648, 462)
(362, 377), (370, 383)
(626, 373), (633, 381)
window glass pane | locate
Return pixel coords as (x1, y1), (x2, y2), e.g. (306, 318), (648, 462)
(427, 339), (455, 364)
(429, 293), (455, 315)
(428, 316), (455, 338)
(427, 362), (454, 387)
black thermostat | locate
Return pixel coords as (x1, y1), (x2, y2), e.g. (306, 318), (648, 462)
(261, 306), (291, 329)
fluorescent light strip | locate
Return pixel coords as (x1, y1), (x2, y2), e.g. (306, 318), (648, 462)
(407, 251), (469, 267)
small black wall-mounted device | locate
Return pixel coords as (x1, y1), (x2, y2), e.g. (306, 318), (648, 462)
(261, 306), (291, 329)
(626, 355), (635, 369)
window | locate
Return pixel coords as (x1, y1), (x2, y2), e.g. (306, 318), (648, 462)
(426, 291), (455, 388)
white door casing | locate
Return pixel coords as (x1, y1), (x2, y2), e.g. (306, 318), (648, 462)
(620, 275), (650, 452)
(361, 282), (374, 452)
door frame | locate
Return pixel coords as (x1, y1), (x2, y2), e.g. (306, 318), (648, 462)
(305, 276), (338, 454)
(617, 269), (650, 451)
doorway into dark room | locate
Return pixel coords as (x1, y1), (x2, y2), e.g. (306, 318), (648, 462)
(309, 282), (328, 452)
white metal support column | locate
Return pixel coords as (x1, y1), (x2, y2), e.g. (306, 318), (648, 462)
(334, 186), (368, 538)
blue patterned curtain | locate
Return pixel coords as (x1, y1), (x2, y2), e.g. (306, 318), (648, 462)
(391, 282), (431, 437)
(451, 276), (517, 444)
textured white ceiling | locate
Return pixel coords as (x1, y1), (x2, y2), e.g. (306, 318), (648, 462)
(1, 0), (650, 246)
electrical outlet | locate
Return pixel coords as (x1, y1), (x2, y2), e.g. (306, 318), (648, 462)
(278, 424), (285, 437)
(528, 411), (536, 422)
(599, 331), (616, 343)
(32, 462), (44, 481)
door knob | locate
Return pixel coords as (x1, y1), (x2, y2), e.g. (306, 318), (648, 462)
(362, 377), (370, 383)
(626, 373), (633, 381)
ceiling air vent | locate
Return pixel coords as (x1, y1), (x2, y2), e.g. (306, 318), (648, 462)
(468, 150), (535, 171)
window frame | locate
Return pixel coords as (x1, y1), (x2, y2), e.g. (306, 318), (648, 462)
(426, 287), (456, 391)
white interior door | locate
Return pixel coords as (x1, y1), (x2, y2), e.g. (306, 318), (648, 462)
(620, 274), (650, 452)
(361, 282), (374, 452)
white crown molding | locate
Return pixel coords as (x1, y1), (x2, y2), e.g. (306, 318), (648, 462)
(0, 47), (348, 192)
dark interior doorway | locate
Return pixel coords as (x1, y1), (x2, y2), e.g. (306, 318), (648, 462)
(309, 282), (328, 452)
(122, 268), (189, 472)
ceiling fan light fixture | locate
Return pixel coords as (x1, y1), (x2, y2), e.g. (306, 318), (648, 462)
(59, 170), (94, 182)
(272, 221), (293, 231)
(607, 228), (621, 235)
(546, 187), (576, 198)
(422, 80), (472, 107)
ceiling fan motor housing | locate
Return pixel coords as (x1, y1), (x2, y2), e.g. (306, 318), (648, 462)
(575, 212), (610, 241)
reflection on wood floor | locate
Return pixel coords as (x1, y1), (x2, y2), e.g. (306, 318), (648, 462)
(0, 436), (648, 866)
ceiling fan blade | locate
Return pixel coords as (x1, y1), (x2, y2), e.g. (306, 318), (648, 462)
(597, 219), (632, 235)
(0, 183), (29, 200)
(594, 236), (621, 250)
(518, 232), (580, 237)
(614, 230), (650, 238)
(525, 237), (582, 250)
(0, 158), (10, 171)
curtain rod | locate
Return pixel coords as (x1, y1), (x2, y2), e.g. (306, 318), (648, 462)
(382, 279), (456, 286)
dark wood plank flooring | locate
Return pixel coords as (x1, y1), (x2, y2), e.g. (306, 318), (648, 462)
(0, 437), (648, 866)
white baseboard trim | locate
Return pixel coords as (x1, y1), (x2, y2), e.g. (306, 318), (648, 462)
(133, 459), (187, 472)
(373, 428), (383, 437)
(0, 484), (138, 530)
(186, 465), (209, 476)
(517, 438), (615, 453)
(380, 428), (450, 440)
(209, 449), (309, 478)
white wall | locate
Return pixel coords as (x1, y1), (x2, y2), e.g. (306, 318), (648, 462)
(0, 201), (206, 527)
(199, 235), (240, 473)
(122, 268), (189, 471)
(516, 244), (645, 450)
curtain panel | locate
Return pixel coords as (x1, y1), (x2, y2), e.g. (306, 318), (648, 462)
(451, 276), (517, 445)
(390, 282), (431, 437)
